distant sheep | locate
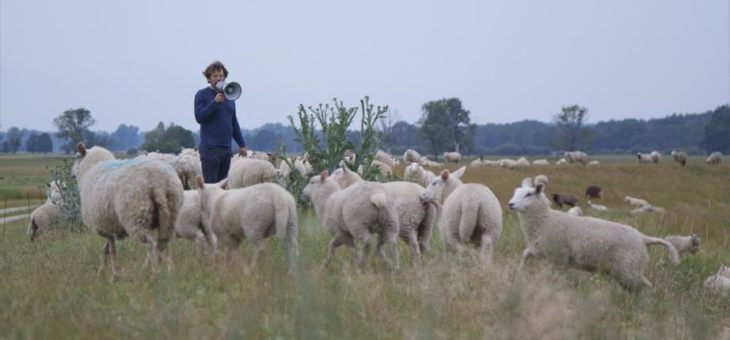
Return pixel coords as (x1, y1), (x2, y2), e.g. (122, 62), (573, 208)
(73, 143), (183, 280)
(636, 152), (653, 164)
(704, 266), (730, 295)
(404, 162), (436, 187)
(564, 151), (588, 164)
(532, 159), (549, 166)
(403, 149), (423, 163)
(587, 200), (608, 212)
(443, 152), (462, 163)
(671, 151), (688, 167)
(374, 149), (396, 168)
(585, 185), (602, 199)
(567, 206), (583, 216)
(27, 201), (63, 241)
(508, 177), (679, 291)
(419, 157), (442, 168)
(533, 175), (549, 187)
(663, 234), (700, 257)
(706, 152), (722, 165)
(624, 196), (649, 208)
(587, 160), (600, 166)
(551, 193), (579, 208)
(556, 158), (567, 166)
(650, 151), (661, 164)
(227, 156), (277, 189)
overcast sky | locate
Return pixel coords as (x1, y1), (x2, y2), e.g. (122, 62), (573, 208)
(1, 0), (728, 133)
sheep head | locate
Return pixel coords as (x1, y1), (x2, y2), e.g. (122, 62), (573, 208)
(508, 177), (545, 212)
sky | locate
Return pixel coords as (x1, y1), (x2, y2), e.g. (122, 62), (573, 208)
(1, 0), (728, 133)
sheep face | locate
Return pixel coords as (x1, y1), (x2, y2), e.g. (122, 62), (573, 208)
(421, 166), (465, 204)
(301, 170), (336, 202)
(508, 177), (544, 212)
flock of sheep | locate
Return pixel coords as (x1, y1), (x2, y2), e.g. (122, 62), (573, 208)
(26, 144), (728, 294)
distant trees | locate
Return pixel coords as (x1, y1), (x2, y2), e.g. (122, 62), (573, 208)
(54, 108), (96, 153)
(418, 98), (476, 156)
(109, 124), (141, 151)
(25, 133), (53, 153)
(2, 127), (22, 153)
(552, 105), (593, 151)
(702, 105), (730, 154)
(140, 122), (195, 153)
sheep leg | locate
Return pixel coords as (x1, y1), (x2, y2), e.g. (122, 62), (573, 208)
(98, 240), (110, 275)
(322, 235), (346, 269)
(357, 234), (372, 269)
(519, 248), (535, 269)
(403, 233), (421, 266)
(250, 239), (266, 271)
(108, 239), (119, 281)
(479, 235), (494, 266)
(375, 234), (397, 270)
(159, 241), (173, 273)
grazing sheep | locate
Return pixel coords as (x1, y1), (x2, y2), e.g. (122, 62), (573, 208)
(174, 190), (217, 255)
(706, 152), (722, 165)
(516, 157), (531, 168)
(551, 193), (580, 208)
(443, 152), (462, 163)
(197, 177), (299, 271)
(556, 158), (567, 166)
(421, 167), (503, 265)
(469, 158), (484, 167)
(663, 234), (700, 257)
(587, 160), (600, 166)
(370, 159), (393, 178)
(227, 156), (277, 189)
(73, 143), (184, 280)
(499, 159), (520, 170)
(419, 157), (442, 168)
(508, 177), (679, 291)
(704, 266), (730, 295)
(374, 149), (396, 168)
(533, 175), (549, 187)
(564, 151), (588, 164)
(650, 151), (661, 164)
(585, 185), (602, 199)
(532, 159), (549, 166)
(331, 165), (437, 264)
(27, 201), (63, 241)
(636, 152), (653, 164)
(403, 149), (422, 163)
(404, 162), (436, 187)
(174, 149), (203, 190)
(567, 206), (583, 216)
(302, 171), (400, 269)
(624, 196), (649, 208)
(671, 151), (688, 167)
(587, 200), (608, 212)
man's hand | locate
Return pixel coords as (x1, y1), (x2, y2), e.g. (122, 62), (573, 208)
(214, 93), (225, 103)
(238, 147), (247, 157)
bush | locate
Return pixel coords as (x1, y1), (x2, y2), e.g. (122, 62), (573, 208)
(49, 159), (84, 229)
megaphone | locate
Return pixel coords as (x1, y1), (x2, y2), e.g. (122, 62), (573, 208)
(215, 80), (242, 100)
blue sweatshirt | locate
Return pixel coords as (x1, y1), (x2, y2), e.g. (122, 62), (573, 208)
(194, 87), (245, 149)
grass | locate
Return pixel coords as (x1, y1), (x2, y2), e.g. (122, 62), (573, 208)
(1, 154), (728, 339)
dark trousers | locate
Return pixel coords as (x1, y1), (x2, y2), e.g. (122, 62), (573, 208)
(200, 146), (233, 183)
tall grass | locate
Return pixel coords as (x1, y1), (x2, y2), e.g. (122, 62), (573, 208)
(0, 155), (728, 339)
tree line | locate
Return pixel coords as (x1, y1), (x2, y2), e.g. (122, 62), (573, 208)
(1, 101), (728, 156)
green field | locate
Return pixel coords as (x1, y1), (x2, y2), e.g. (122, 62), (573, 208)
(1, 154), (728, 339)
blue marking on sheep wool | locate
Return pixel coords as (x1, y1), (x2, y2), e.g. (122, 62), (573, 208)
(99, 158), (150, 170)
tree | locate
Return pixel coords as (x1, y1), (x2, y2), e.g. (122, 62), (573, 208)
(5, 127), (22, 153)
(25, 133), (40, 153)
(702, 105), (730, 153)
(37, 133), (53, 153)
(417, 98), (475, 156)
(551, 105), (593, 151)
(54, 108), (96, 153)
(140, 122), (195, 153)
(110, 124), (140, 151)
(250, 129), (278, 151)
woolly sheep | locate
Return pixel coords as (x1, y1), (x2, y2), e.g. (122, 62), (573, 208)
(404, 162), (436, 187)
(567, 206), (583, 216)
(533, 175), (549, 187)
(650, 151), (661, 164)
(27, 201), (63, 242)
(585, 185), (603, 199)
(174, 190), (218, 255)
(403, 149), (422, 163)
(73, 143), (184, 280)
(302, 171), (400, 269)
(587, 200), (608, 212)
(422, 167), (503, 265)
(174, 149), (203, 190)
(343, 149), (357, 165)
(706, 152), (722, 165)
(508, 177), (679, 291)
(516, 157), (530, 168)
(624, 196), (649, 208)
(46, 180), (64, 205)
(671, 151), (688, 167)
(551, 193), (579, 208)
(587, 160), (600, 166)
(636, 152), (653, 164)
(374, 149), (396, 168)
(196, 177), (299, 271)
(227, 156), (277, 189)
(704, 266), (730, 295)
(331, 165), (437, 264)
(370, 159), (393, 178)
(500, 159), (520, 170)
(564, 151), (588, 164)
(532, 159), (549, 166)
(556, 158), (567, 166)
(663, 234), (700, 257)
(443, 152), (462, 163)
(419, 157), (442, 168)
(469, 158), (484, 167)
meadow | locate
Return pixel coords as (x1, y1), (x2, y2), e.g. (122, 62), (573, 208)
(1, 154), (728, 339)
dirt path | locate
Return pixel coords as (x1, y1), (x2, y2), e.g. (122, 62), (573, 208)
(0, 206), (37, 215)
(0, 213), (29, 225)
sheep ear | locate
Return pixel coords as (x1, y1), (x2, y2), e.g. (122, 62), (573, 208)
(320, 170), (329, 181)
(196, 175), (205, 189)
(521, 177), (532, 188)
(76, 142), (87, 156)
(217, 177), (228, 189)
(535, 183), (544, 194)
(452, 166), (466, 179)
(440, 169), (450, 180)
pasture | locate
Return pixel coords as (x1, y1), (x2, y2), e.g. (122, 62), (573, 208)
(1, 154), (728, 339)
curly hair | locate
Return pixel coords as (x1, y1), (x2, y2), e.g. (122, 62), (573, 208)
(202, 61), (228, 80)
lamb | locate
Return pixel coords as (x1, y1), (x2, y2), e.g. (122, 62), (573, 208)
(671, 151), (688, 167)
(27, 201), (63, 241)
(302, 171), (400, 269)
(46, 180), (64, 205)
(374, 149), (396, 168)
(706, 152), (722, 165)
(403, 148), (422, 163)
(630, 204), (666, 215)
(196, 177), (299, 271)
(508, 177), (679, 291)
(421, 167), (503, 265)
(73, 143), (184, 280)
(636, 152), (653, 164)
(227, 156), (277, 189)
(663, 234), (700, 257)
(567, 206), (583, 216)
(564, 151), (588, 164)
(585, 185), (603, 199)
(174, 149), (203, 190)
(587, 200), (608, 212)
(551, 193), (579, 208)
(704, 266), (730, 295)
(443, 151), (462, 163)
(624, 196), (649, 208)
(404, 162), (436, 187)
(330, 164), (437, 264)
(174, 190), (218, 255)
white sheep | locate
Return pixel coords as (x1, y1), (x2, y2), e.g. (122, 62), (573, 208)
(624, 196), (650, 208)
(302, 170), (400, 269)
(422, 167), (503, 265)
(564, 151), (588, 164)
(587, 160), (600, 166)
(469, 158), (484, 167)
(533, 175), (549, 187)
(404, 162), (436, 187)
(443, 151), (462, 163)
(196, 177), (299, 271)
(370, 159), (393, 178)
(27, 201), (63, 241)
(174, 190), (218, 255)
(227, 156), (277, 189)
(567, 206), (583, 216)
(46, 180), (64, 205)
(516, 157), (530, 167)
(671, 151), (688, 167)
(174, 149), (203, 190)
(704, 266), (730, 295)
(556, 158), (567, 166)
(706, 152), (722, 165)
(419, 157), (442, 168)
(374, 149), (396, 168)
(532, 159), (549, 166)
(650, 151), (662, 164)
(636, 152), (653, 164)
(73, 143), (183, 280)
(403, 148), (422, 163)
(663, 234), (700, 257)
(508, 177), (679, 291)
(587, 200), (608, 212)
(331, 164), (437, 265)
(499, 159), (520, 170)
